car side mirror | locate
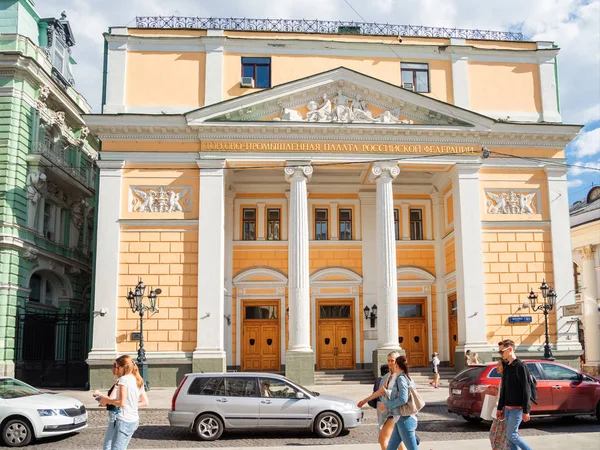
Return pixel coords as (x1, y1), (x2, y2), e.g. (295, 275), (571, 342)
(577, 372), (584, 382)
(296, 391), (306, 399)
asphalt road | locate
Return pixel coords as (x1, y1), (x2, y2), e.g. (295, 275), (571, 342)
(2, 406), (598, 449)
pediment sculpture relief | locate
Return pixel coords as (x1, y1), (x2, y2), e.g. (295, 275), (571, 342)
(277, 90), (414, 124)
(131, 186), (190, 213)
(486, 191), (537, 215)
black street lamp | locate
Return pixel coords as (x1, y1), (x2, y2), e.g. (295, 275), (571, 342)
(527, 280), (557, 361)
(363, 304), (378, 328)
(127, 279), (160, 390)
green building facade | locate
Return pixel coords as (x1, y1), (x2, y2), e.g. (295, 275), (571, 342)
(0, 0), (98, 387)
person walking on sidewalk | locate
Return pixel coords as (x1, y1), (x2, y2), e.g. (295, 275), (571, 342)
(489, 360), (509, 450)
(496, 340), (532, 450)
(429, 352), (440, 389)
(93, 361), (121, 450)
(93, 355), (149, 450)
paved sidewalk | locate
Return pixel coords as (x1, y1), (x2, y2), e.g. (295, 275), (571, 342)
(49, 382), (449, 409)
(133, 433), (600, 450)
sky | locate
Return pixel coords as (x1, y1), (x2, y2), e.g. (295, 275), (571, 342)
(35, 0), (600, 204)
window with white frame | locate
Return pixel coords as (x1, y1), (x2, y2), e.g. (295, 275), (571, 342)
(410, 208), (424, 240)
(315, 209), (328, 240)
(242, 208), (257, 241)
(339, 209), (352, 240)
(28, 273), (57, 307)
(267, 208), (280, 241)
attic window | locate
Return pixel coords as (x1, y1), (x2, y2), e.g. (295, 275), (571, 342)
(241, 57), (271, 88)
(338, 26), (361, 35)
(401, 63), (430, 93)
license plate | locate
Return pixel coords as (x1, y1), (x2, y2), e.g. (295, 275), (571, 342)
(73, 415), (86, 425)
(452, 389), (462, 395)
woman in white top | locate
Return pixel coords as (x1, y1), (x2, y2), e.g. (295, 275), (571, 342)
(93, 355), (149, 450)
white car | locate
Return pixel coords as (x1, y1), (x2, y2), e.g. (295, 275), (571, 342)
(0, 377), (87, 447)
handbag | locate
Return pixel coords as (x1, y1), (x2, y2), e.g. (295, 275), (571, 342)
(368, 376), (382, 409)
(480, 394), (498, 421)
(399, 382), (426, 416)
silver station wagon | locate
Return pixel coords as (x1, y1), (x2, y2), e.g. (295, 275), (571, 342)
(168, 372), (363, 441)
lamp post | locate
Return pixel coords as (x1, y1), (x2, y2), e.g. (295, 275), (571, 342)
(127, 279), (160, 390)
(527, 280), (557, 361)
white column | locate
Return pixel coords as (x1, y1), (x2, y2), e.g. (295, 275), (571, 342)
(449, 39), (471, 110)
(103, 34), (127, 114)
(580, 245), (600, 367)
(432, 192), (449, 361)
(372, 162), (401, 349)
(451, 164), (487, 352)
(546, 166), (580, 350)
(400, 203), (410, 240)
(285, 165), (313, 352)
(194, 160), (226, 370)
(330, 202), (339, 240)
(224, 189), (235, 367)
(537, 42), (561, 123)
(257, 202), (266, 240)
(359, 192), (377, 338)
(88, 161), (124, 361)
(204, 31), (225, 106)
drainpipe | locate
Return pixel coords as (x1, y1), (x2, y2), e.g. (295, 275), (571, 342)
(553, 44), (561, 114)
(100, 28), (111, 113)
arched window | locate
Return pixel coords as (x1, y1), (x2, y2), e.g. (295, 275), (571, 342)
(28, 272), (57, 307)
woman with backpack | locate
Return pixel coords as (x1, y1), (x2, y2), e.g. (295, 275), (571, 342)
(358, 352), (405, 450)
(429, 352), (440, 389)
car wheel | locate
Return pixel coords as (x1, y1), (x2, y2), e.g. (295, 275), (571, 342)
(194, 413), (224, 441)
(314, 411), (342, 438)
(461, 415), (483, 424)
(2, 419), (33, 447)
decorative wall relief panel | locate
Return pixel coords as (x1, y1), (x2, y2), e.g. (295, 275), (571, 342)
(485, 190), (538, 215)
(130, 186), (191, 213)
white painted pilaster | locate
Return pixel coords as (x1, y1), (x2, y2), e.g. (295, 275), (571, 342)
(579, 245), (600, 366)
(546, 166), (581, 351)
(285, 165), (313, 353)
(194, 160), (227, 365)
(330, 202), (339, 240)
(88, 161), (124, 361)
(204, 30), (225, 106)
(400, 203), (410, 240)
(359, 192), (377, 341)
(537, 42), (561, 123)
(224, 189), (235, 366)
(449, 39), (471, 110)
(372, 162), (401, 350)
(103, 37), (127, 114)
(431, 192), (449, 361)
(451, 164), (487, 352)
(257, 202), (266, 240)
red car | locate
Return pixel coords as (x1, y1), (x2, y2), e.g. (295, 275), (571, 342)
(447, 360), (600, 422)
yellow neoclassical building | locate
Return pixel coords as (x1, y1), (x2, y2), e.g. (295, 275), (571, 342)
(84, 17), (583, 387)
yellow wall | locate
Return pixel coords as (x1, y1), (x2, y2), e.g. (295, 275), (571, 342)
(309, 246), (362, 275)
(445, 238), (456, 275)
(118, 229), (198, 352)
(233, 246), (288, 275)
(482, 230), (555, 345)
(396, 247), (436, 275)
(469, 62), (542, 112)
(126, 51), (206, 107)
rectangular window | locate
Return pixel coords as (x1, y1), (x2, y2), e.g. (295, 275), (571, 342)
(398, 304), (423, 318)
(339, 209), (352, 240)
(410, 209), (423, 240)
(394, 209), (400, 240)
(43, 202), (54, 240)
(401, 63), (429, 93)
(242, 208), (256, 241)
(225, 377), (259, 397)
(267, 208), (280, 241)
(319, 305), (351, 319)
(245, 305), (278, 320)
(315, 209), (328, 240)
(241, 57), (271, 88)
(188, 377), (225, 396)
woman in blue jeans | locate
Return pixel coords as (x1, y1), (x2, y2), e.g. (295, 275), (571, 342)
(379, 355), (419, 450)
(94, 356), (149, 450)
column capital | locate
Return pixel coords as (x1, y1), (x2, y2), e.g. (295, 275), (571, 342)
(578, 245), (596, 260)
(545, 165), (569, 178)
(450, 163), (481, 179)
(197, 159), (226, 170)
(285, 165), (313, 182)
(430, 192), (444, 205)
(97, 160), (125, 171)
(369, 162), (400, 182)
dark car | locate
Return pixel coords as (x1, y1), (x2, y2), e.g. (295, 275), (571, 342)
(447, 360), (600, 422)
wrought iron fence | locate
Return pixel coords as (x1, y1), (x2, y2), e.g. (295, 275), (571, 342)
(134, 17), (524, 41)
(15, 309), (90, 388)
(31, 141), (95, 190)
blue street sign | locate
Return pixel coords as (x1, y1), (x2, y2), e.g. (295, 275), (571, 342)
(508, 316), (532, 324)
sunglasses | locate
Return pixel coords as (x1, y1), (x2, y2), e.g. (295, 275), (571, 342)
(498, 348), (510, 355)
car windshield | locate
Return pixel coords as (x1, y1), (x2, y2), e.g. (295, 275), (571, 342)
(281, 376), (319, 396)
(0, 378), (41, 399)
(453, 366), (487, 383)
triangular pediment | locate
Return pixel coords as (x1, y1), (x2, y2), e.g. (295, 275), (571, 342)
(186, 67), (494, 129)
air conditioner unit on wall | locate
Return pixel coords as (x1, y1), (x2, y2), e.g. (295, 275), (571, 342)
(402, 82), (414, 91)
(240, 77), (255, 88)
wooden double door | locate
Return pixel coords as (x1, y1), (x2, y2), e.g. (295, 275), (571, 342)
(397, 298), (428, 367)
(448, 294), (458, 366)
(241, 301), (280, 371)
(316, 300), (354, 370)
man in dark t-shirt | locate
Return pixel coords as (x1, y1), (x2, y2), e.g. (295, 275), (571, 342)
(497, 339), (532, 450)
